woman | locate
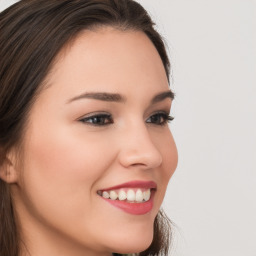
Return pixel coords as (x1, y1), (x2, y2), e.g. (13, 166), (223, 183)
(0, 0), (178, 255)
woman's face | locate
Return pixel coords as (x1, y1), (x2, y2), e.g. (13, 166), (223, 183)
(12, 28), (178, 255)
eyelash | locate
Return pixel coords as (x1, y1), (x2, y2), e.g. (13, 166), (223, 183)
(146, 112), (174, 126)
(79, 112), (174, 126)
(79, 113), (114, 126)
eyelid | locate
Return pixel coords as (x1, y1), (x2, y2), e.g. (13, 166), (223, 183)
(147, 110), (171, 119)
(77, 111), (110, 120)
(76, 110), (174, 127)
(146, 110), (174, 125)
(78, 111), (113, 126)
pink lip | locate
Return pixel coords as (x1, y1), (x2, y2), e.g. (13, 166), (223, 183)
(98, 180), (157, 215)
(100, 180), (157, 191)
(102, 191), (155, 215)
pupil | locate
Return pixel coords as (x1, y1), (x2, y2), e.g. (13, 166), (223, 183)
(153, 115), (160, 123)
(94, 117), (103, 124)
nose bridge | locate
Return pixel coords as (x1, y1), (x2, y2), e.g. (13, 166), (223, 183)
(118, 121), (163, 169)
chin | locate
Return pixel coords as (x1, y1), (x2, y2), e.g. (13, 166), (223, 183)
(107, 228), (154, 255)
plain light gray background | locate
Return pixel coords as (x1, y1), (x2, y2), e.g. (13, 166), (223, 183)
(1, 0), (256, 255)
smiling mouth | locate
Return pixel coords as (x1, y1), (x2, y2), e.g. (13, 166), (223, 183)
(97, 188), (154, 203)
(97, 180), (157, 207)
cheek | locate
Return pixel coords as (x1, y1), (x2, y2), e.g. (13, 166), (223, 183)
(153, 130), (178, 203)
(20, 124), (114, 222)
(25, 123), (112, 180)
(163, 132), (178, 179)
(156, 129), (178, 179)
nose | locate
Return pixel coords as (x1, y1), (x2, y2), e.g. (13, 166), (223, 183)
(117, 124), (163, 170)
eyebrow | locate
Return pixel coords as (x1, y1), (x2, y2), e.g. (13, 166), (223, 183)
(67, 90), (174, 104)
(151, 90), (175, 104)
(67, 92), (125, 103)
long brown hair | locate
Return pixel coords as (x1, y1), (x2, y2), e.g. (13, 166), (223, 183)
(0, 1), (172, 255)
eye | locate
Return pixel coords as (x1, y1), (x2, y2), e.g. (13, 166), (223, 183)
(146, 112), (174, 126)
(79, 113), (113, 126)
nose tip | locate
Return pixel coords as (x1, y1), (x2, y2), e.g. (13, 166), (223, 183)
(118, 132), (163, 170)
(120, 150), (163, 169)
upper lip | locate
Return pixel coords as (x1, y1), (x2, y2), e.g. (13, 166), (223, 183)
(98, 180), (157, 191)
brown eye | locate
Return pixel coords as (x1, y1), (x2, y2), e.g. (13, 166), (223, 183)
(146, 112), (174, 126)
(79, 114), (113, 126)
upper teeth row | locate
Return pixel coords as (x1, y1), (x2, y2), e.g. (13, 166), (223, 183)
(102, 189), (151, 202)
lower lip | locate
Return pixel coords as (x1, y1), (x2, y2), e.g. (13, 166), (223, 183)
(101, 192), (155, 215)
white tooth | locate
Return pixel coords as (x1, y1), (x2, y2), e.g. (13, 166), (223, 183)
(143, 189), (151, 201)
(118, 190), (127, 201)
(109, 191), (118, 200)
(102, 191), (110, 199)
(135, 189), (143, 202)
(127, 189), (135, 201)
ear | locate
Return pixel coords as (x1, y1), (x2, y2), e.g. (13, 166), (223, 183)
(0, 149), (19, 184)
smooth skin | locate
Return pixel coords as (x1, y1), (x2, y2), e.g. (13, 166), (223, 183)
(5, 27), (178, 256)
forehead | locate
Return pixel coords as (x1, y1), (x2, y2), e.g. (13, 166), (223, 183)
(41, 27), (169, 101)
